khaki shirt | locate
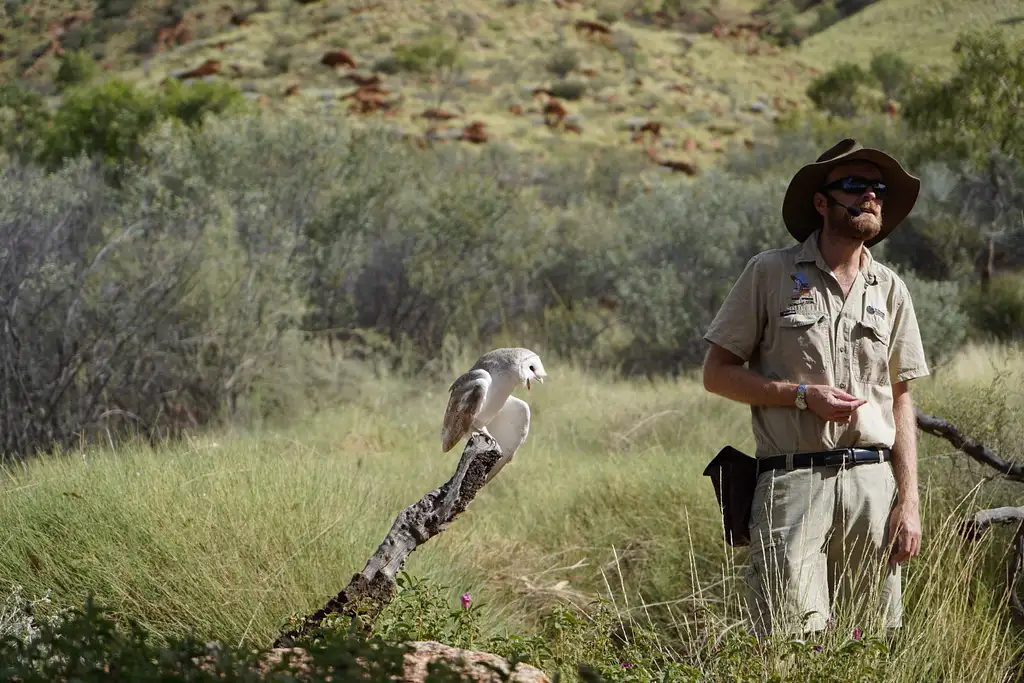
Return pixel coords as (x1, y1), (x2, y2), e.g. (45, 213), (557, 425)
(703, 229), (930, 458)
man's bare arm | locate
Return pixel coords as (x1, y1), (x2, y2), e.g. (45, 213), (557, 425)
(702, 343), (867, 423)
(702, 344), (800, 407)
(890, 380), (919, 504)
(888, 379), (922, 563)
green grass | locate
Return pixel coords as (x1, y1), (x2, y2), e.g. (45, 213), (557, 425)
(2, 343), (1024, 679)
(798, 0), (1024, 73)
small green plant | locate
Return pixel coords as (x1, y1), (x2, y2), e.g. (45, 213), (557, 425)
(549, 79), (586, 101)
(55, 49), (99, 90)
(0, 593), (480, 682)
(546, 47), (579, 79)
(393, 31), (462, 73)
(370, 573), (484, 651)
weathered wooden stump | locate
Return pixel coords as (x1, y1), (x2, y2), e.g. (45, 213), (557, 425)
(273, 432), (503, 648)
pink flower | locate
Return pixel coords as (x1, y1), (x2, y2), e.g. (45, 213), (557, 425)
(853, 627), (862, 641)
(460, 592), (472, 610)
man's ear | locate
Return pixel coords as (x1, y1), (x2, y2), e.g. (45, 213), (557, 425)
(812, 191), (829, 218)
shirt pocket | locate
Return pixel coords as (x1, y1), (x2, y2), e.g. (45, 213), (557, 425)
(853, 315), (891, 385)
(775, 309), (830, 379)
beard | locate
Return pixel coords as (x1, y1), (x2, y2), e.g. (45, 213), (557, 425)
(829, 202), (882, 242)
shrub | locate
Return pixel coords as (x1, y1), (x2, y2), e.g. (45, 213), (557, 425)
(0, 594), (467, 682)
(609, 172), (792, 375)
(545, 47), (579, 78)
(806, 62), (881, 118)
(393, 31), (462, 73)
(0, 115), (305, 459)
(869, 50), (915, 101)
(548, 79), (586, 100)
(961, 272), (1024, 343)
(40, 78), (163, 168)
(897, 271), (970, 371)
(0, 82), (51, 163)
(54, 49), (99, 90)
(0, 77), (248, 172)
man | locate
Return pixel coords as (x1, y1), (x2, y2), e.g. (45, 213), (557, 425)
(702, 138), (930, 637)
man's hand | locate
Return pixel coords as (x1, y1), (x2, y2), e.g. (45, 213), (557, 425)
(887, 499), (922, 565)
(805, 385), (867, 423)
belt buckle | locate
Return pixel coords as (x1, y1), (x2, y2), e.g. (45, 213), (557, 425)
(823, 448), (852, 468)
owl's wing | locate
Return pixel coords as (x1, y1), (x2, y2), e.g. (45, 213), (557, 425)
(484, 395), (531, 483)
(441, 369), (490, 453)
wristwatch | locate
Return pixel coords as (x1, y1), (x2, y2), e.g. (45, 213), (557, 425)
(795, 384), (808, 410)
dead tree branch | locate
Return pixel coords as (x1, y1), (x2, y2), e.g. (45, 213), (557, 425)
(917, 409), (1024, 625)
(959, 506), (1024, 626)
(962, 507), (1024, 539)
(915, 408), (1024, 482)
(272, 432), (503, 648)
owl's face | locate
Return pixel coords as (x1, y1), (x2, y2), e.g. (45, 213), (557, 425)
(521, 354), (547, 391)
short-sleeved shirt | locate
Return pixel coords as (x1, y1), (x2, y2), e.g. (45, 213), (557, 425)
(703, 229), (930, 458)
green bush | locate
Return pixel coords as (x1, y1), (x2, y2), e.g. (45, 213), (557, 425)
(392, 31), (462, 73)
(898, 271), (970, 370)
(961, 272), (1024, 343)
(54, 49), (99, 90)
(548, 79), (586, 100)
(40, 78), (162, 168)
(0, 82), (51, 162)
(546, 47), (579, 78)
(806, 62), (881, 118)
(869, 50), (915, 101)
(0, 594), (468, 682)
(0, 77), (247, 171)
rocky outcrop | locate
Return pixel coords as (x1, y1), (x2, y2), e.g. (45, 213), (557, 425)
(258, 640), (551, 682)
(401, 641), (550, 683)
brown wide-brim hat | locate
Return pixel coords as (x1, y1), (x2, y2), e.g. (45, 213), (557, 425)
(782, 138), (921, 248)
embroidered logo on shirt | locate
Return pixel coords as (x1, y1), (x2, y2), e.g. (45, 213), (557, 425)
(866, 304), (886, 318)
(790, 273), (811, 297)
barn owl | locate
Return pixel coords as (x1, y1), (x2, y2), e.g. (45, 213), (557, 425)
(440, 348), (548, 480)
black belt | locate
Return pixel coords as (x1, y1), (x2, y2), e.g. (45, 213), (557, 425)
(757, 447), (890, 474)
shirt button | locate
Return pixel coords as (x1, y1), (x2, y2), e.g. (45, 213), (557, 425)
(840, 383), (847, 389)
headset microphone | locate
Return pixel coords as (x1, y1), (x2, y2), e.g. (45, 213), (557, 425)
(827, 195), (862, 217)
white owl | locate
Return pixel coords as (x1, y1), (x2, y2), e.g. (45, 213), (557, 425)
(440, 348), (548, 480)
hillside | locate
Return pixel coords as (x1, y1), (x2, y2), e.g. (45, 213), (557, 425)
(2, 0), (1023, 171)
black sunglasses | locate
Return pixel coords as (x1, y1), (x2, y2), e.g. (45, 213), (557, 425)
(822, 176), (888, 199)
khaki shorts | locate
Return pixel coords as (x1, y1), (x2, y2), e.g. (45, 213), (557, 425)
(745, 461), (901, 637)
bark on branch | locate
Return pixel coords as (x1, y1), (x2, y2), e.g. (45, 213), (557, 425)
(917, 410), (1024, 625)
(272, 432), (503, 648)
(960, 507), (1024, 626)
(961, 507), (1024, 540)
(915, 408), (1024, 482)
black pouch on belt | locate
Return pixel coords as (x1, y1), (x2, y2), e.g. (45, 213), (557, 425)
(702, 445), (759, 547)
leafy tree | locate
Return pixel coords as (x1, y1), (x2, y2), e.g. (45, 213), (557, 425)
(902, 29), (1024, 166)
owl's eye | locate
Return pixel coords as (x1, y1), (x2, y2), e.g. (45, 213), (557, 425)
(529, 365), (535, 372)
